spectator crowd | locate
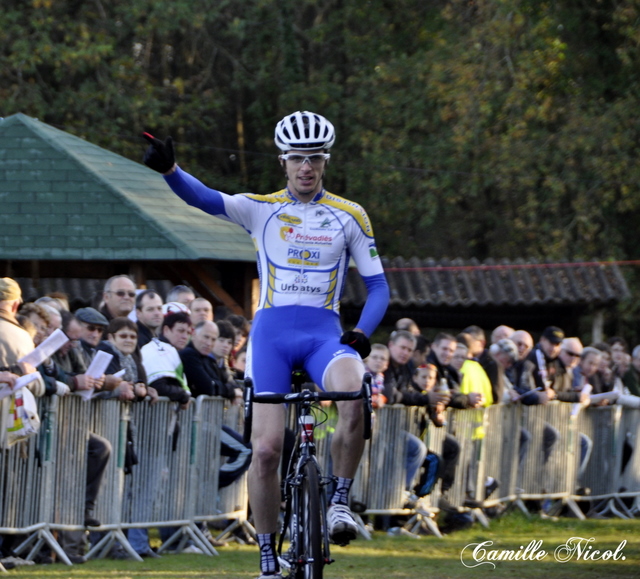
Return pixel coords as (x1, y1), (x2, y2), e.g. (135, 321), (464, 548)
(1, 275), (640, 566)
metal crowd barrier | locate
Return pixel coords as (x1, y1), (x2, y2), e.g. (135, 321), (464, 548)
(617, 407), (640, 515)
(578, 405), (640, 518)
(86, 399), (139, 561)
(444, 408), (486, 510)
(516, 402), (583, 517)
(121, 398), (215, 555)
(49, 395), (91, 532)
(4, 392), (640, 568)
(192, 397), (250, 544)
(366, 406), (422, 512)
(313, 405), (372, 538)
(576, 405), (621, 500)
(0, 397), (71, 565)
(482, 404), (521, 505)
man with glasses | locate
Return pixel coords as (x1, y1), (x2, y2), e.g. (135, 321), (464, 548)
(142, 111), (389, 579)
(100, 275), (137, 324)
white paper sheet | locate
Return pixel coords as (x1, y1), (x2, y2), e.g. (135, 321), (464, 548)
(0, 372), (42, 400)
(85, 350), (113, 380)
(75, 387), (94, 401)
(18, 329), (69, 367)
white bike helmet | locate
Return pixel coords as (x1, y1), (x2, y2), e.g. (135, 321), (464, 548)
(274, 111), (335, 151)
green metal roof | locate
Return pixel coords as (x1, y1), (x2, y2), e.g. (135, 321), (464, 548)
(0, 113), (256, 261)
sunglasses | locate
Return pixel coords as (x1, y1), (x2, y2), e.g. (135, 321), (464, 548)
(85, 325), (104, 333)
(279, 153), (330, 166)
(564, 350), (581, 358)
(108, 290), (136, 298)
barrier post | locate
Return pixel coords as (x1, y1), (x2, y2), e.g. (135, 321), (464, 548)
(121, 398), (211, 555)
(516, 402), (582, 518)
(189, 395), (225, 552)
(482, 404), (521, 507)
(444, 408), (490, 528)
(358, 405), (434, 537)
(1, 397), (70, 564)
(314, 403), (371, 539)
(84, 400), (142, 561)
(403, 411), (446, 538)
(211, 401), (256, 544)
(589, 406), (640, 518)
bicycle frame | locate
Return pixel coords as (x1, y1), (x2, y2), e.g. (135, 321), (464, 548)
(280, 397), (332, 576)
(243, 375), (372, 578)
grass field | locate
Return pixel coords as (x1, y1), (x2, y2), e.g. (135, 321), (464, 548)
(6, 512), (639, 579)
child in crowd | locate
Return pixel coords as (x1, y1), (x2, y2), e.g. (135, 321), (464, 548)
(364, 343), (389, 409)
(413, 363), (446, 426)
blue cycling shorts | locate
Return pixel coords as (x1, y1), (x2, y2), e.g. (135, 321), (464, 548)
(245, 306), (361, 394)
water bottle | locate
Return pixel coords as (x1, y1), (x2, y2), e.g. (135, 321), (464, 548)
(436, 378), (449, 393)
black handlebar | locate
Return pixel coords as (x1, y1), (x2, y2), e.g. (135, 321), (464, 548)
(242, 375), (373, 444)
(253, 389), (363, 405)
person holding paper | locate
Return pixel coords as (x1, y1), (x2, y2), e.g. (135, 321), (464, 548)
(0, 372), (18, 388)
(0, 278), (38, 376)
(52, 311), (105, 393)
(96, 318), (158, 402)
(19, 303), (71, 398)
(0, 278), (45, 409)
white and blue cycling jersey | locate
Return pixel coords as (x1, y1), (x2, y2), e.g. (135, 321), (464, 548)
(164, 167), (389, 393)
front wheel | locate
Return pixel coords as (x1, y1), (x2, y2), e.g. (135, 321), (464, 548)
(293, 460), (323, 579)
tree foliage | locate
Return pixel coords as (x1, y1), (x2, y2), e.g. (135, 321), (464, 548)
(2, 0), (640, 263)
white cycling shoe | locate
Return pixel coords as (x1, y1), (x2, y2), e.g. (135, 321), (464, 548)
(326, 504), (358, 546)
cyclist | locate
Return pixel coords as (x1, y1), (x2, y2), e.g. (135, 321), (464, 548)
(143, 111), (389, 579)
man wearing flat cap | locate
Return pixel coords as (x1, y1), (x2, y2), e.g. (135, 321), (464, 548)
(75, 307), (109, 367)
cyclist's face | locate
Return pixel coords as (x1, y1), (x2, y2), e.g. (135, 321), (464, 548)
(281, 148), (326, 201)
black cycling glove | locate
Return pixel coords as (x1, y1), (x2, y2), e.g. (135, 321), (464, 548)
(142, 132), (175, 174)
(340, 330), (371, 359)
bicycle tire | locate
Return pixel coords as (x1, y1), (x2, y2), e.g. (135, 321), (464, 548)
(294, 460), (324, 579)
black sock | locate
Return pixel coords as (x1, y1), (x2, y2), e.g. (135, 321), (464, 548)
(331, 476), (353, 506)
(257, 533), (279, 575)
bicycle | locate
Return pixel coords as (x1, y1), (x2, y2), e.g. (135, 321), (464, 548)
(243, 371), (373, 579)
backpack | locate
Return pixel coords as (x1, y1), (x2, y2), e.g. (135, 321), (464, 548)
(413, 451), (441, 497)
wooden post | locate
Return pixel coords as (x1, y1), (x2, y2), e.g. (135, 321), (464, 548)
(129, 263), (147, 289)
(592, 309), (604, 343)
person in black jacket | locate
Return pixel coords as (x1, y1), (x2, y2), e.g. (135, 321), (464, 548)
(135, 290), (164, 349)
(181, 321), (237, 400)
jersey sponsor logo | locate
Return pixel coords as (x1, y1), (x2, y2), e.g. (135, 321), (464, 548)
(280, 226), (297, 242)
(287, 247), (320, 266)
(292, 232), (334, 245)
(287, 248), (320, 261)
(280, 283), (322, 293)
(294, 273), (308, 284)
(277, 213), (302, 225)
(319, 217), (333, 228)
(369, 243), (379, 258)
